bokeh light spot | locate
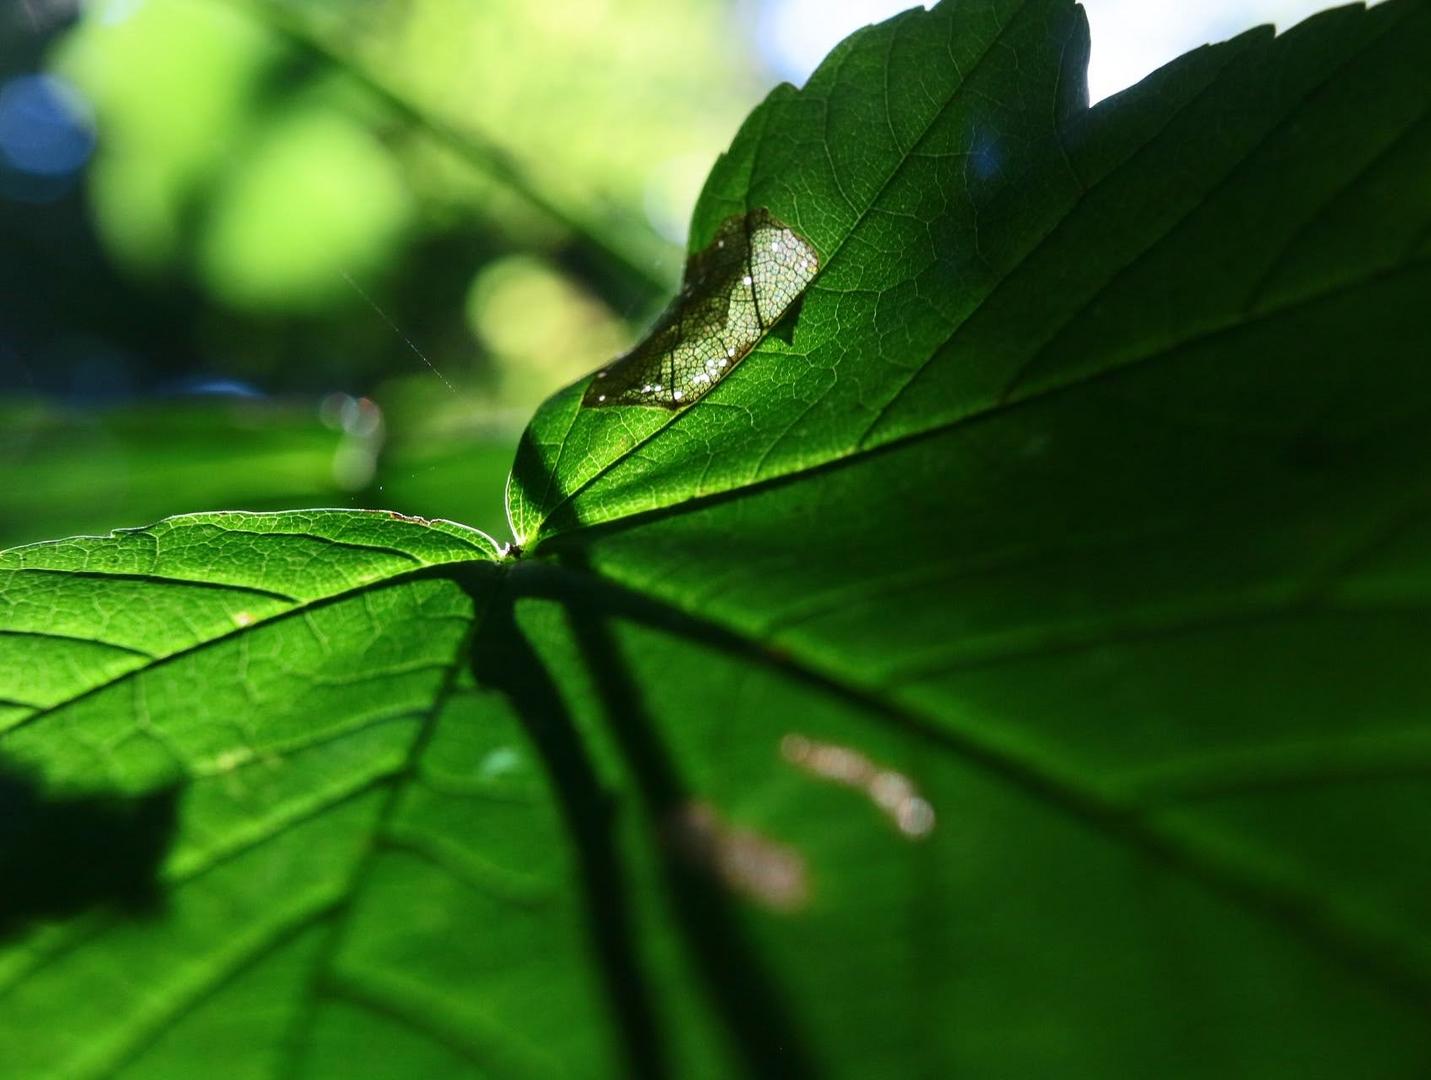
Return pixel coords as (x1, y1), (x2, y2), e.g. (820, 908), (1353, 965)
(468, 255), (630, 405)
(198, 109), (412, 313)
(0, 74), (95, 178)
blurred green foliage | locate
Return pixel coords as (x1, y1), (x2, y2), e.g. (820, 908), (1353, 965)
(0, 393), (517, 549)
(0, 398), (345, 547)
(37, 0), (768, 391)
(2, 0), (775, 537)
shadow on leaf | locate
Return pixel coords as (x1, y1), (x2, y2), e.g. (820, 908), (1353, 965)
(490, 559), (820, 1080)
(0, 761), (178, 939)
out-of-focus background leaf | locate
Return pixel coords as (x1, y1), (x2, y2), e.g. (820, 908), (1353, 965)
(0, 0), (1354, 550)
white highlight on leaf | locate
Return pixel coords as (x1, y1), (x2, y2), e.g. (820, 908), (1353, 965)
(667, 801), (809, 912)
(781, 734), (936, 839)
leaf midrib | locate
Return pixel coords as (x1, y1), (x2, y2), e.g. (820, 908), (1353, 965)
(529, 251), (1430, 551)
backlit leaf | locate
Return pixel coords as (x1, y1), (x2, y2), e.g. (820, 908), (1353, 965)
(584, 209), (819, 409)
(5, 1), (1431, 1076)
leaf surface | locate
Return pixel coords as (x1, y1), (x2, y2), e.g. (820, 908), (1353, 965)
(507, 0), (1091, 543)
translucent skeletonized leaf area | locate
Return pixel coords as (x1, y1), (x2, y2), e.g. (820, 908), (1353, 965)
(585, 208), (819, 409)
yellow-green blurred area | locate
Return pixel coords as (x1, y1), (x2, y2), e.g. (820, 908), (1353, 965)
(53, 0), (750, 317)
(0, 0), (784, 546)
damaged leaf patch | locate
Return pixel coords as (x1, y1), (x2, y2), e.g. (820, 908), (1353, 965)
(584, 209), (819, 409)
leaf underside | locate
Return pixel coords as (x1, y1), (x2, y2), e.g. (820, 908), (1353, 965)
(5, 1), (1431, 1077)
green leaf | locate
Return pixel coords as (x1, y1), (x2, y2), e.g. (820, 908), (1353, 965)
(506, 0), (1090, 543)
(6, 0), (1431, 1076)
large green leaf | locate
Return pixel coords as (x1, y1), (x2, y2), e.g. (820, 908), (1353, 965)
(5, 0), (1431, 1076)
